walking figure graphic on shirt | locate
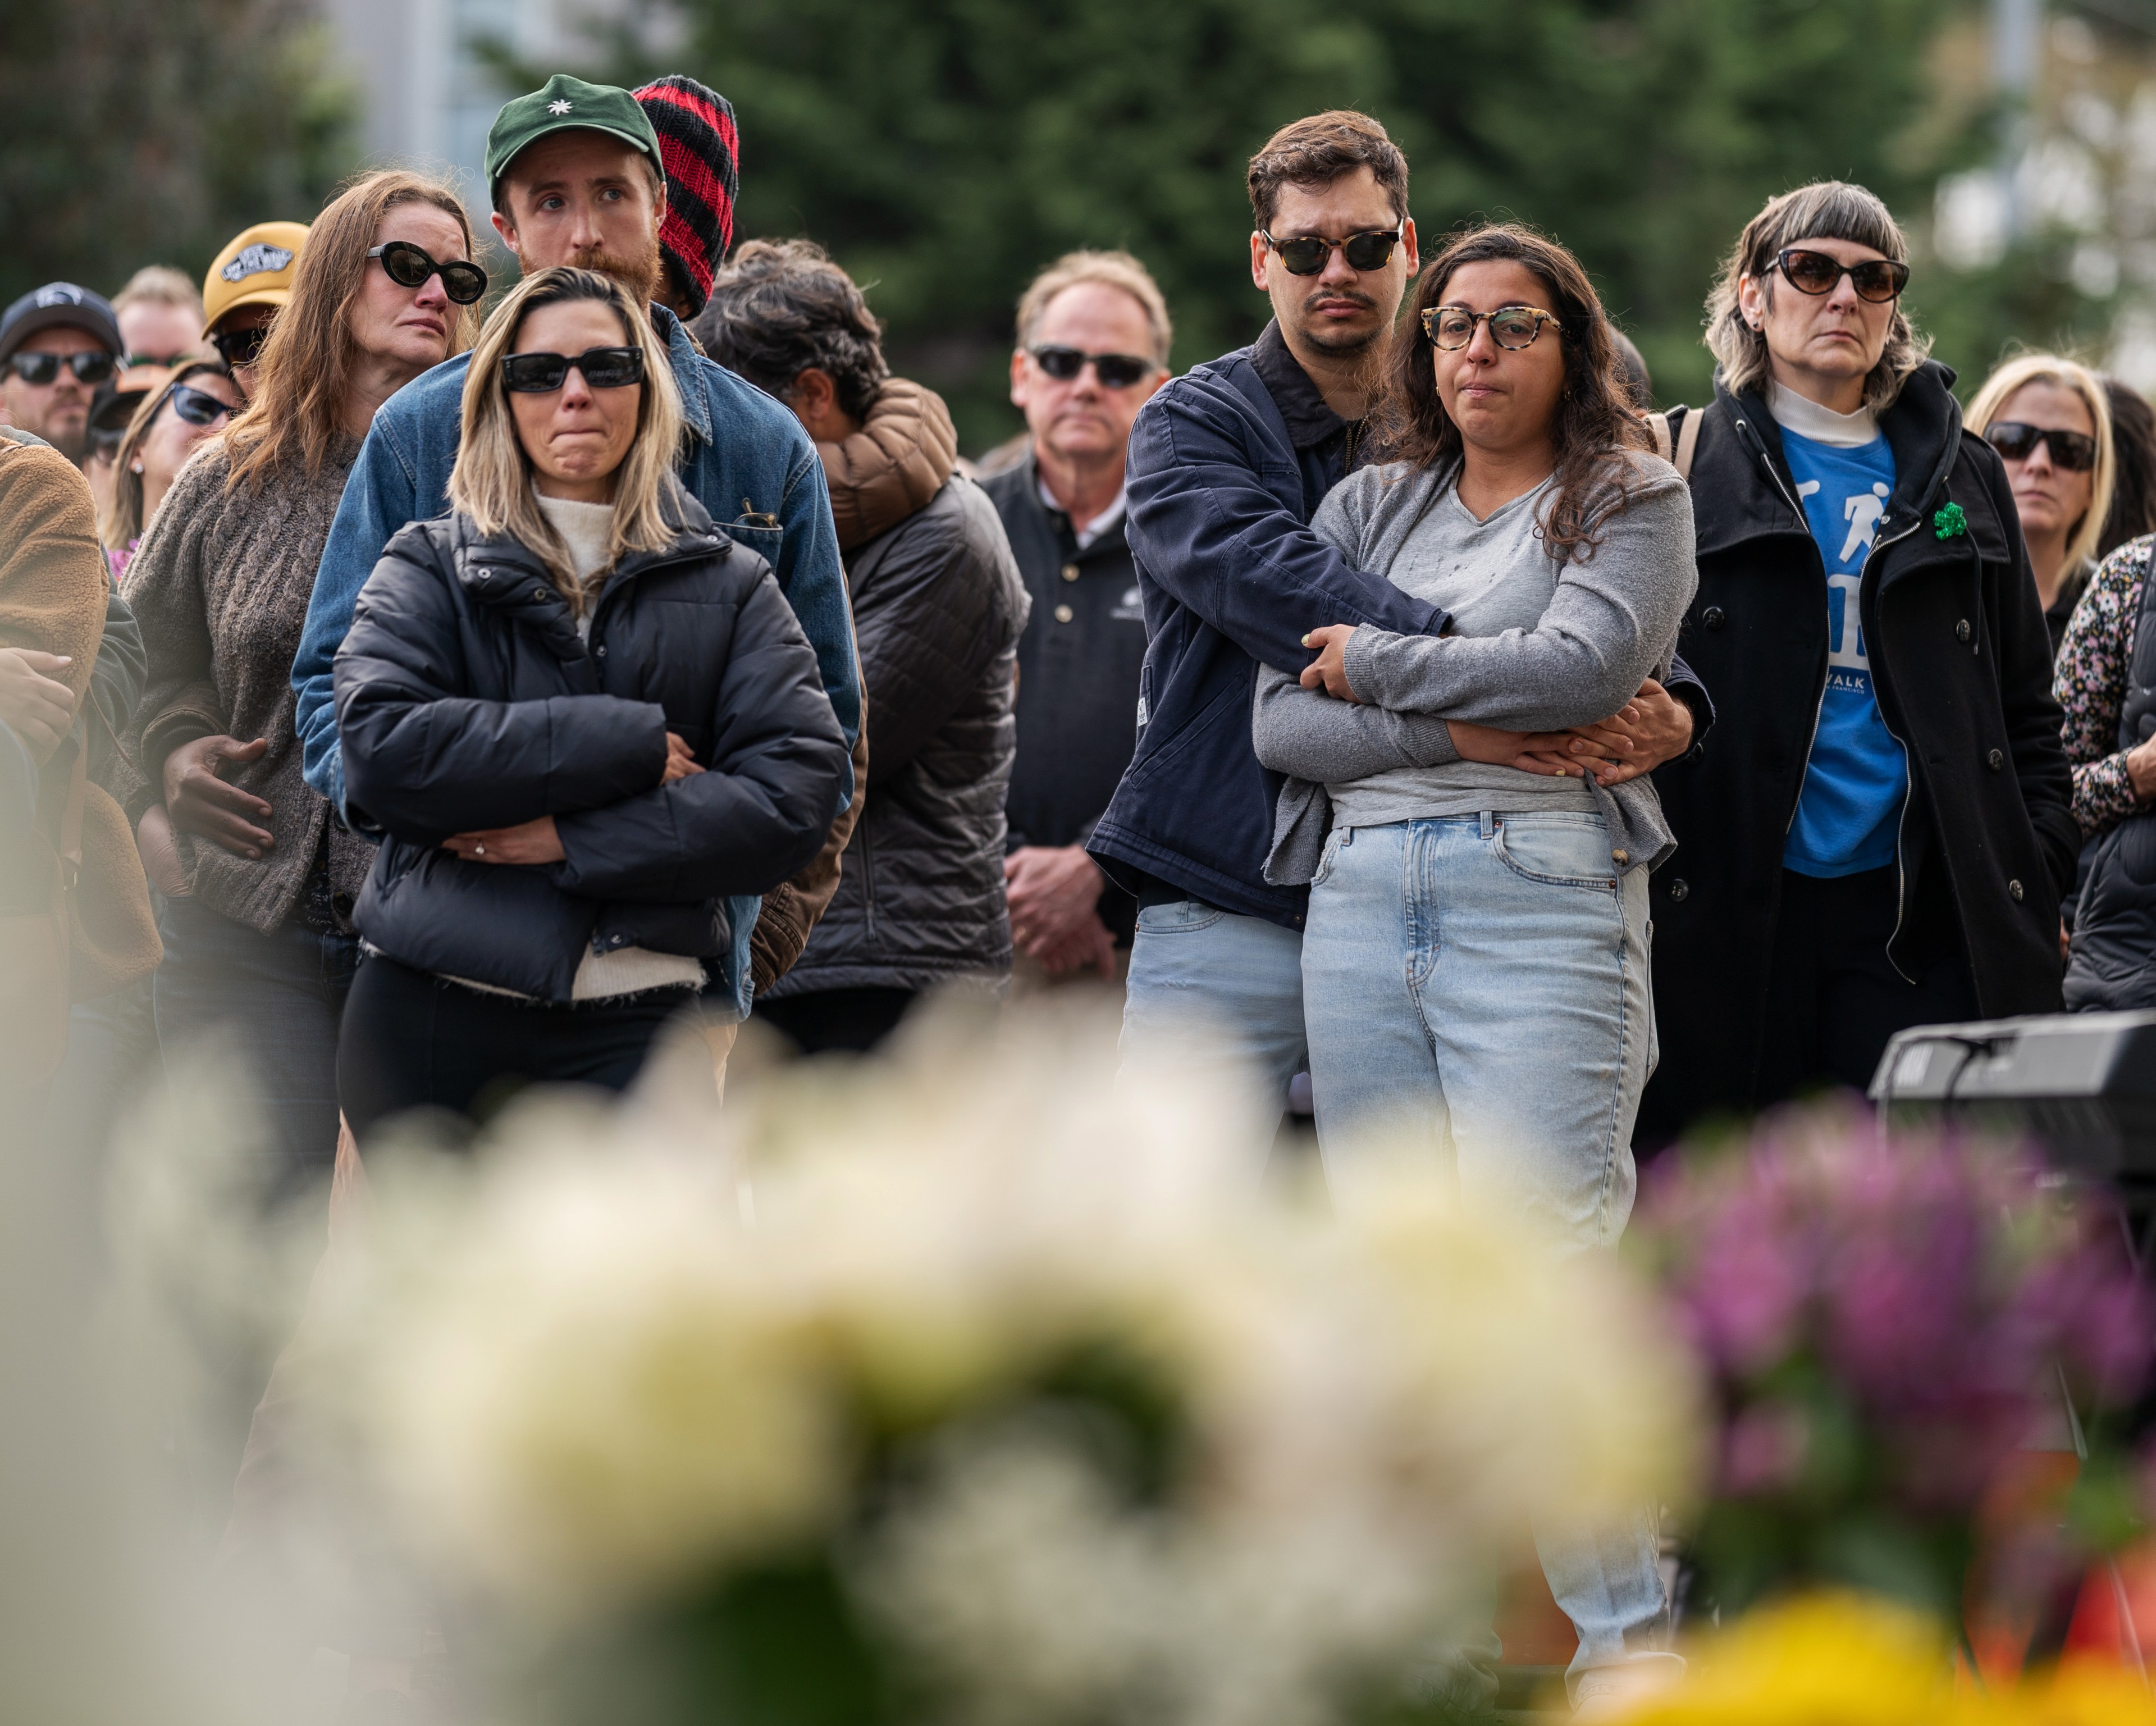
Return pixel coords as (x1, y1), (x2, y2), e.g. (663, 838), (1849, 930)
(1839, 482), (1890, 565)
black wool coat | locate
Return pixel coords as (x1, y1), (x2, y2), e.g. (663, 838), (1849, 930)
(1638, 363), (2078, 1143)
(760, 475), (1031, 998)
(334, 485), (848, 1004)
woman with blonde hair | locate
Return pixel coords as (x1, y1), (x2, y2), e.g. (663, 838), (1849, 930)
(120, 166), (483, 1191)
(1965, 353), (2116, 659)
(331, 267), (846, 1139)
(98, 359), (241, 579)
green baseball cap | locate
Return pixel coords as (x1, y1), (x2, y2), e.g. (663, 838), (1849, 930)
(485, 74), (664, 197)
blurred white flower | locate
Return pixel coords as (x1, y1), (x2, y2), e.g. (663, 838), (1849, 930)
(323, 995), (1700, 1715)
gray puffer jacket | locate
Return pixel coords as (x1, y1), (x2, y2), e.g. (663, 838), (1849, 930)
(760, 466), (1030, 1000)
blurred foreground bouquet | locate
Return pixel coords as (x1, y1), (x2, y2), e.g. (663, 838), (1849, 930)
(305, 1004), (1700, 1726)
(1618, 1591), (2156, 1726)
(1637, 1104), (2150, 1619)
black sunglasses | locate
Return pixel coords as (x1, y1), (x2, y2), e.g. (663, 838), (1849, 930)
(1772, 248), (1910, 303)
(166, 383), (235, 428)
(1261, 225), (1404, 277)
(211, 325), (270, 368)
(501, 346), (646, 393)
(9, 349), (114, 386)
(1028, 345), (1157, 390)
(1986, 420), (2098, 473)
(368, 241), (488, 306)
(125, 350), (196, 369)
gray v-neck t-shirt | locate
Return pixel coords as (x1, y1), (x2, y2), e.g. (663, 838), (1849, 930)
(1322, 473), (1597, 827)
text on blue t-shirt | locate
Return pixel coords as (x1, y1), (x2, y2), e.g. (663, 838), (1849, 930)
(1779, 426), (1907, 877)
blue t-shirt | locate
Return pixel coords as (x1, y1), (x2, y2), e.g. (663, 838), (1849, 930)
(1779, 426), (1906, 876)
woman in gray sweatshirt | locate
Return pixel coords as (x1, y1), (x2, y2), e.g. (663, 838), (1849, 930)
(1251, 225), (1696, 1710)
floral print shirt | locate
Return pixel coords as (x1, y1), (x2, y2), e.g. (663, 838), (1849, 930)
(2053, 533), (2152, 839)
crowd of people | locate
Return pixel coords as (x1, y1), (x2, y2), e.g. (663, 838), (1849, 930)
(6, 71), (2156, 1713)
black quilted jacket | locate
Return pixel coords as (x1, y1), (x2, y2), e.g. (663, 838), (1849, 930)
(760, 474), (1030, 999)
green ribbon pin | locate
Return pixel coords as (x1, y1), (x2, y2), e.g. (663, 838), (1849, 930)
(1933, 502), (1967, 541)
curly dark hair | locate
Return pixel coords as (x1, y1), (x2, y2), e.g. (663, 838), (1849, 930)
(1369, 223), (1651, 564)
(692, 238), (889, 419)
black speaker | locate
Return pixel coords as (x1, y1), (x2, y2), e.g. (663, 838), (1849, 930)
(1869, 1011), (2156, 1180)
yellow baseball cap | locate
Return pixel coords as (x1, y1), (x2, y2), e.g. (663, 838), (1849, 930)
(202, 221), (310, 337)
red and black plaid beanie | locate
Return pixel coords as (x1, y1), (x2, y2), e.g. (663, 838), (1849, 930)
(633, 75), (739, 317)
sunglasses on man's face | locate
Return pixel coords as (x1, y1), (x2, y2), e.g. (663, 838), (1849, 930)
(501, 346), (646, 393)
(1027, 345), (1157, 390)
(369, 241), (488, 306)
(1986, 420), (2098, 473)
(1772, 248), (1911, 303)
(1261, 225), (1404, 277)
(9, 349), (114, 387)
(211, 325), (270, 369)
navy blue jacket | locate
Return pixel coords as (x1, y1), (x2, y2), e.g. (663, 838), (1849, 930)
(1090, 321), (1710, 930)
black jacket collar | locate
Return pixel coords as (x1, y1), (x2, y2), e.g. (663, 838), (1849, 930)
(1250, 319), (1351, 451)
(1010, 448), (1130, 558)
(1692, 359), (1969, 564)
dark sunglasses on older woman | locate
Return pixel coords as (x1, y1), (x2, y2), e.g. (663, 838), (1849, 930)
(1261, 225), (1404, 276)
(1771, 248), (1911, 303)
(1028, 345), (1155, 389)
(501, 346), (646, 393)
(10, 350), (115, 386)
(368, 241), (488, 305)
(1985, 421), (2098, 472)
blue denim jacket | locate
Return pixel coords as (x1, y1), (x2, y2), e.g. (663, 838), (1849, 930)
(290, 303), (861, 1017)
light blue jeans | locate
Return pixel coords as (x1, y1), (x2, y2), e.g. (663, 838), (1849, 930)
(1118, 897), (1308, 1120)
(1303, 812), (1670, 1682)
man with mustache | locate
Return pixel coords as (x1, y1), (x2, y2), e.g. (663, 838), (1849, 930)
(1090, 109), (1710, 1117)
(290, 75), (861, 1028)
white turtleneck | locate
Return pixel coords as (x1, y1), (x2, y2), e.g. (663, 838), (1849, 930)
(1768, 381), (1880, 449)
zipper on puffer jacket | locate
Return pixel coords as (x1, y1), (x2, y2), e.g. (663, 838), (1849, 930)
(860, 822), (878, 943)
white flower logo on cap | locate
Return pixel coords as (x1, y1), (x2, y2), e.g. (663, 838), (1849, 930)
(548, 98), (573, 115)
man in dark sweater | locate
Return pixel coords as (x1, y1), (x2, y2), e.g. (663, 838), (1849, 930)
(1089, 111), (1710, 1113)
(984, 250), (1171, 983)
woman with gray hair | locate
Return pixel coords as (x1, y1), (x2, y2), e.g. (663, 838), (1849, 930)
(1636, 180), (2077, 1146)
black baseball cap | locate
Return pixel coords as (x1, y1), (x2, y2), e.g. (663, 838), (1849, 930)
(0, 283), (123, 365)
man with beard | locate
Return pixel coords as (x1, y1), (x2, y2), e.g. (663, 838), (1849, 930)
(1089, 110), (1710, 1117)
(0, 285), (121, 459)
(290, 75), (861, 1024)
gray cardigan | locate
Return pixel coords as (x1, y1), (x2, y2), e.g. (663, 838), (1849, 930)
(1256, 453), (1698, 884)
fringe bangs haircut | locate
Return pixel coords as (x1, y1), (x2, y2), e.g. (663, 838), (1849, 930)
(224, 169), (478, 494)
(1371, 222), (1651, 565)
(450, 267), (684, 613)
(1966, 351), (2117, 574)
(1705, 181), (1930, 412)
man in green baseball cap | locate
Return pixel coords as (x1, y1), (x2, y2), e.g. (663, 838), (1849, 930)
(482, 72), (670, 307)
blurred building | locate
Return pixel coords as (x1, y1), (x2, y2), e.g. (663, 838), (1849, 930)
(318, 0), (683, 216)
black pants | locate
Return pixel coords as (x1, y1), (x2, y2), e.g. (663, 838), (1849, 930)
(753, 985), (917, 1054)
(338, 953), (692, 1143)
(1755, 865), (1979, 1108)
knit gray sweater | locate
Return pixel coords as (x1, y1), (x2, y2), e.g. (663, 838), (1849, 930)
(121, 437), (375, 934)
(1255, 453), (1697, 884)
